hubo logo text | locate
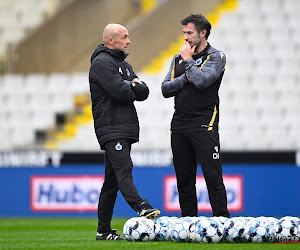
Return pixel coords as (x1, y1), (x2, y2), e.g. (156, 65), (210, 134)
(30, 175), (104, 212)
(164, 175), (244, 212)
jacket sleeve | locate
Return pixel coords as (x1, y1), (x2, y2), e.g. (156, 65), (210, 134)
(132, 81), (149, 101)
(91, 56), (136, 104)
(185, 50), (226, 90)
(161, 54), (188, 98)
(130, 71), (149, 101)
(124, 79), (149, 101)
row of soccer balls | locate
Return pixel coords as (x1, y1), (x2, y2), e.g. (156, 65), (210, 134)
(123, 215), (300, 243)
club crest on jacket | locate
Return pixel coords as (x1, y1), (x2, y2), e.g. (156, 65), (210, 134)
(115, 142), (122, 151)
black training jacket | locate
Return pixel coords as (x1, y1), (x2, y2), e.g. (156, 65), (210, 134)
(89, 44), (149, 148)
(162, 43), (226, 133)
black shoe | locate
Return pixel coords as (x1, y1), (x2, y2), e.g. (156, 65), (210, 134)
(137, 200), (161, 219)
(96, 229), (125, 240)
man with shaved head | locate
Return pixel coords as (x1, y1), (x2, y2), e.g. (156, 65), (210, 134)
(89, 23), (160, 241)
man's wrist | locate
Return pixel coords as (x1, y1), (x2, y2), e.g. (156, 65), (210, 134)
(184, 58), (194, 70)
(131, 82), (136, 88)
(184, 58), (193, 63)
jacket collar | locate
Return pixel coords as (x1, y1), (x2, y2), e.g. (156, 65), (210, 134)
(90, 44), (128, 63)
(192, 43), (211, 59)
(105, 45), (129, 61)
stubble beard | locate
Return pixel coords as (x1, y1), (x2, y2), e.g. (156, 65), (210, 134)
(194, 35), (202, 52)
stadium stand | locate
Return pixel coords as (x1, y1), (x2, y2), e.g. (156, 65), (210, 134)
(0, 0), (73, 59)
(0, 0), (300, 152)
(215, 0), (300, 150)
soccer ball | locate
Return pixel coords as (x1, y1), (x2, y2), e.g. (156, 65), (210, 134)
(244, 217), (254, 223)
(211, 216), (228, 228)
(223, 218), (247, 243)
(198, 218), (224, 243)
(197, 216), (207, 220)
(123, 217), (155, 241)
(280, 216), (300, 225)
(232, 216), (248, 225)
(265, 217), (279, 231)
(275, 218), (300, 242)
(154, 216), (176, 241)
(245, 218), (275, 243)
(123, 217), (138, 241)
(170, 217), (192, 242)
(188, 217), (205, 243)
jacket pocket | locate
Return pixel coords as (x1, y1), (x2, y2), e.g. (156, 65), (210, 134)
(115, 104), (137, 124)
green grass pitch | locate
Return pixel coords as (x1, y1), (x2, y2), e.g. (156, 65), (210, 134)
(0, 217), (299, 249)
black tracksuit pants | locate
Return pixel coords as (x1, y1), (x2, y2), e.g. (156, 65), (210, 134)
(97, 139), (144, 233)
(171, 130), (230, 218)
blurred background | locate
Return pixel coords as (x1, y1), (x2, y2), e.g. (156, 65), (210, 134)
(0, 0), (299, 218)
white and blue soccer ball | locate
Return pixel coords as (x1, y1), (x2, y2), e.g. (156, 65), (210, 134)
(154, 216), (176, 241)
(245, 218), (275, 243)
(232, 216), (249, 225)
(188, 217), (205, 243)
(280, 216), (300, 225)
(244, 217), (255, 223)
(123, 217), (155, 242)
(211, 216), (228, 228)
(265, 217), (279, 232)
(198, 217), (224, 243)
(223, 218), (247, 243)
(197, 216), (207, 221)
(170, 217), (192, 242)
(123, 217), (138, 241)
(256, 216), (268, 221)
(189, 217), (224, 243)
(275, 217), (300, 242)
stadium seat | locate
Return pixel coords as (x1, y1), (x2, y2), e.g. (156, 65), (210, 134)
(30, 107), (56, 130)
(58, 124), (99, 152)
(47, 73), (70, 94)
(24, 74), (47, 94)
(0, 129), (13, 150)
(1, 0), (300, 152)
(70, 73), (90, 96)
(0, 0), (69, 57)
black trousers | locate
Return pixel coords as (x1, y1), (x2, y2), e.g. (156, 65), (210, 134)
(171, 130), (230, 218)
(97, 139), (144, 233)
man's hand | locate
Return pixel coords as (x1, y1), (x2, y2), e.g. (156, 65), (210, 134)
(179, 42), (195, 61)
(185, 73), (192, 83)
(132, 78), (142, 84)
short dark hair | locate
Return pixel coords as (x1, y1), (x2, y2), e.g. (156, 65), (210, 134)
(181, 14), (211, 39)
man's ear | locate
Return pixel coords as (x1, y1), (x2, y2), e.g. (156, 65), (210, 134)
(107, 37), (114, 46)
(201, 29), (207, 38)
